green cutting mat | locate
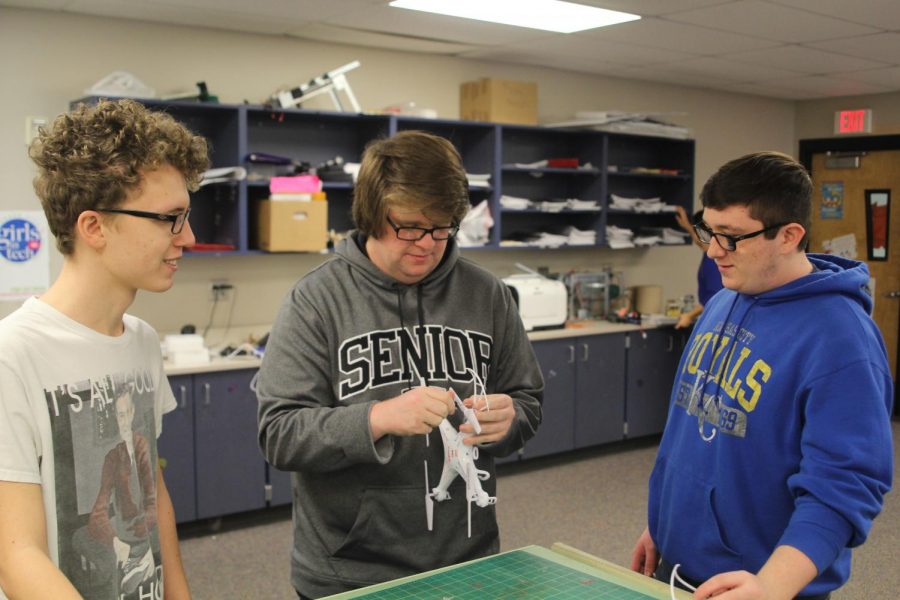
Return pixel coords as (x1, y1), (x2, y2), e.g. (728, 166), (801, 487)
(337, 549), (658, 599)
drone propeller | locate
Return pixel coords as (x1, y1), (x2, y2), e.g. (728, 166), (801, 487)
(424, 461), (434, 531)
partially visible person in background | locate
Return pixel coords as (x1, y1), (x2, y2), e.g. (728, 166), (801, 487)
(674, 206), (723, 329)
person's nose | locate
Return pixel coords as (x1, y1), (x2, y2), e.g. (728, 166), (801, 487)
(175, 220), (196, 247)
(414, 233), (438, 249)
(706, 235), (727, 259)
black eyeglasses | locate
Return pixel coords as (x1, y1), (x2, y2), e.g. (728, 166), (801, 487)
(98, 207), (191, 235)
(693, 222), (788, 251)
(386, 215), (459, 241)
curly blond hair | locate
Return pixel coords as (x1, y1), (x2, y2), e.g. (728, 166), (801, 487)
(29, 99), (209, 254)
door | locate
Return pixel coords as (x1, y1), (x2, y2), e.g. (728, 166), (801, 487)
(808, 150), (900, 394)
(194, 369), (267, 518)
(626, 330), (682, 438)
(160, 375), (197, 523)
(574, 334), (626, 447)
(525, 339), (576, 459)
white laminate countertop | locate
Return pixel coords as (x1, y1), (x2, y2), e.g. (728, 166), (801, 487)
(163, 320), (675, 376)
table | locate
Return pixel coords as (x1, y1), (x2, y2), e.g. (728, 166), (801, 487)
(322, 543), (690, 599)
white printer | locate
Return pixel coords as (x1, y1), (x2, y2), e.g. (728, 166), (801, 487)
(502, 273), (568, 331)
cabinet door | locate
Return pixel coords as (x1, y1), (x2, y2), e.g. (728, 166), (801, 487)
(575, 335), (626, 447)
(524, 339), (576, 459)
(194, 369), (267, 518)
(159, 375), (196, 523)
(626, 329), (682, 438)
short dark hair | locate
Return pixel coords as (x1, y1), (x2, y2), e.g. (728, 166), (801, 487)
(29, 99), (209, 255)
(700, 151), (812, 249)
(352, 130), (469, 238)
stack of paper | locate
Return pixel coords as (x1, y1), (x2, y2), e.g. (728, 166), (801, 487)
(606, 225), (635, 249)
(467, 173), (491, 188)
(562, 226), (596, 246)
(609, 194), (671, 213)
(500, 195), (533, 210)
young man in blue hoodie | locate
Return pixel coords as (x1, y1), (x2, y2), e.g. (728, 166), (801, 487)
(631, 151), (893, 599)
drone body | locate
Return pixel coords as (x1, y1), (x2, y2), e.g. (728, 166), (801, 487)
(425, 388), (496, 538)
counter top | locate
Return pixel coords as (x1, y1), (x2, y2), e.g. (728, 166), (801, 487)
(163, 320), (676, 376)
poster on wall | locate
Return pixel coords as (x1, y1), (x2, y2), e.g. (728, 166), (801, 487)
(820, 181), (844, 219)
(865, 189), (890, 261)
(821, 233), (857, 259)
(0, 211), (50, 300)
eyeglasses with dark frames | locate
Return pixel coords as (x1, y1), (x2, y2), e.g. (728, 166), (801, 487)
(386, 215), (459, 241)
(97, 207), (192, 235)
(693, 221), (788, 252)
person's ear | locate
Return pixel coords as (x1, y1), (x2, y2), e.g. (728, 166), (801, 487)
(780, 223), (806, 253)
(75, 210), (108, 250)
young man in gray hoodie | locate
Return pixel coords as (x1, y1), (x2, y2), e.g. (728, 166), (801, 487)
(256, 130), (544, 599)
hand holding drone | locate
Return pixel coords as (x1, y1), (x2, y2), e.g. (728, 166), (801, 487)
(424, 370), (497, 538)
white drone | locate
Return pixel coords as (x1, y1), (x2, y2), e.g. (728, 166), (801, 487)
(423, 371), (497, 538)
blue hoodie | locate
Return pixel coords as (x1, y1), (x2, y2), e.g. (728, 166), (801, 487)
(648, 254), (894, 595)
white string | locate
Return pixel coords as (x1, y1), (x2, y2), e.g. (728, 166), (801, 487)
(466, 367), (488, 411)
(670, 563), (697, 600)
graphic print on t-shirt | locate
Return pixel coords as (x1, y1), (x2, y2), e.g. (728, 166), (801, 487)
(45, 369), (163, 600)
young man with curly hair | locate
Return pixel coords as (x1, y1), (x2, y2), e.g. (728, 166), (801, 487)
(0, 99), (208, 599)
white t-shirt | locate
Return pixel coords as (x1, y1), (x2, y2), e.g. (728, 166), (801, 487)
(0, 297), (176, 600)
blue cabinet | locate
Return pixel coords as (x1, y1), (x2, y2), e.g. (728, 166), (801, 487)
(525, 339), (578, 459)
(527, 329), (684, 460)
(193, 369), (267, 518)
(161, 369), (268, 523)
(159, 375), (196, 523)
(625, 329), (685, 439)
(574, 334), (626, 447)
(526, 334), (627, 458)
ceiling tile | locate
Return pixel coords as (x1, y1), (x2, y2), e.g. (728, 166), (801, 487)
(668, 0), (879, 43)
(718, 81), (814, 100)
(769, 0), (900, 29)
(656, 56), (805, 84)
(760, 74), (892, 98)
(289, 23), (477, 54)
(725, 44), (891, 74)
(587, 17), (781, 55)
(836, 66), (900, 88)
(807, 32), (900, 62)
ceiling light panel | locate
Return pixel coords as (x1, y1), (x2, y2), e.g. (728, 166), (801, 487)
(389, 0), (640, 34)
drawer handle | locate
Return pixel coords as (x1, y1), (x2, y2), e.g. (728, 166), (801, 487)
(179, 385), (187, 409)
(568, 345), (575, 364)
(581, 343), (589, 362)
(203, 382), (211, 406)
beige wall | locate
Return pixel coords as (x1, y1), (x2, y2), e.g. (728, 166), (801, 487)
(0, 7), (799, 335)
(796, 91), (900, 141)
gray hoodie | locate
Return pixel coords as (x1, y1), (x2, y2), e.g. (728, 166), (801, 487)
(257, 232), (543, 597)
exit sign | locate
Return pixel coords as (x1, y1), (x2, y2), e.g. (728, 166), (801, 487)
(834, 109), (872, 134)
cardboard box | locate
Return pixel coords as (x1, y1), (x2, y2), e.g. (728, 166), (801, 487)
(460, 79), (538, 125)
(257, 200), (328, 252)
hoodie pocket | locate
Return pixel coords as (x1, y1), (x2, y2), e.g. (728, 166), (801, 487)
(334, 484), (497, 572)
(649, 457), (742, 571)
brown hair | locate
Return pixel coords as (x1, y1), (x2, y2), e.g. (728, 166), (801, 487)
(29, 99), (209, 254)
(701, 151), (812, 249)
(352, 130), (469, 237)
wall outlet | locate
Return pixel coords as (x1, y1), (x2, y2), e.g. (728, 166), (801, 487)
(209, 280), (233, 302)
